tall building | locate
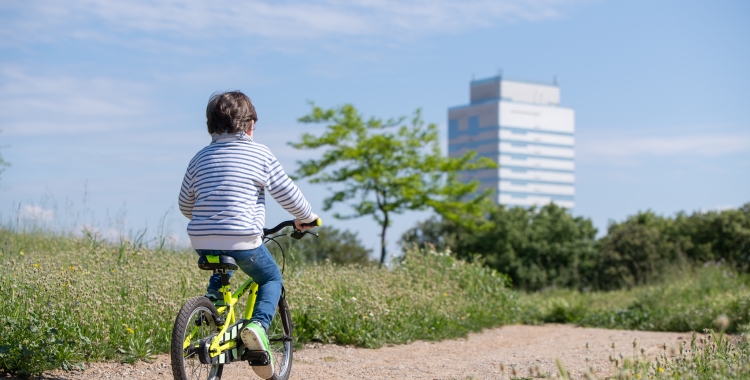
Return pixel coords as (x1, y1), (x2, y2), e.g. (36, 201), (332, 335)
(448, 76), (575, 209)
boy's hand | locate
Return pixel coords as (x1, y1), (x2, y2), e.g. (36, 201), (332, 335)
(295, 214), (319, 231)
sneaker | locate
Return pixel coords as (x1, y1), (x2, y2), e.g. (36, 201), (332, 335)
(241, 321), (274, 379)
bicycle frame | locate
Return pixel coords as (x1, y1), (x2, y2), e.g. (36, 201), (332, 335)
(182, 276), (259, 358)
(211, 276), (259, 355)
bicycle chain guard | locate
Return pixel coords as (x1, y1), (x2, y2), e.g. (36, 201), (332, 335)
(194, 333), (270, 366)
(196, 321), (245, 365)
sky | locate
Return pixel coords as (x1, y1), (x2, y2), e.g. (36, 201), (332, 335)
(1, 0), (749, 260)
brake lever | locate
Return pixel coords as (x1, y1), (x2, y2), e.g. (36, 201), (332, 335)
(290, 229), (319, 240)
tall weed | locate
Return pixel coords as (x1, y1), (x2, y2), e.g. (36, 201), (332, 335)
(522, 265), (750, 333)
(286, 248), (518, 347)
(2, 227), (747, 378)
(0, 229), (194, 377)
(0, 230), (517, 377)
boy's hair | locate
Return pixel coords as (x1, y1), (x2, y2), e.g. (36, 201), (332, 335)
(206, 91), (258, 135)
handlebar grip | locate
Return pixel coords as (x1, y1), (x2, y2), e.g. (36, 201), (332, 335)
(300, 218), (322, 228)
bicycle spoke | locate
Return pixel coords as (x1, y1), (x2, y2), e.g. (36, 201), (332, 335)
(172, 298), (223, 380)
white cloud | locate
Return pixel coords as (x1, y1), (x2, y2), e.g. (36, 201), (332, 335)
(0, 66), (156, 135)
(19, 205), (54, 222)
(578, 131), (750, 163)
(0, 0), (576, 45)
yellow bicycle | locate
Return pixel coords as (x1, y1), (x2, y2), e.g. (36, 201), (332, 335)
(170, 219), (321, 380)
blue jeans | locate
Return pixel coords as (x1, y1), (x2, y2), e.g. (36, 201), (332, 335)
(196, 244), (282, 331)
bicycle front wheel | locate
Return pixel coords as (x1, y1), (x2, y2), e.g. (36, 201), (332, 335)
(265, 292), (293, 380)
(171, 296), (223, 380)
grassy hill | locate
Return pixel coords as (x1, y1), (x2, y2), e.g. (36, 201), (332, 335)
(1, 228), (748, 378)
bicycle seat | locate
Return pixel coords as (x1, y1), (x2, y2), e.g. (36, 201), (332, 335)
(197, 255), (239, 271)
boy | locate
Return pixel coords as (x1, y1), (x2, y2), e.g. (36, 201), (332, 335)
(178, 91), (317, 378)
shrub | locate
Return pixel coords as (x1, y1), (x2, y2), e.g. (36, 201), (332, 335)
(595, 212), (681, 290)
(401, 203), (599, 290)
(402, 202), (750, 291)
(671, 203), (750, 269)
(595, 204), (750, 289)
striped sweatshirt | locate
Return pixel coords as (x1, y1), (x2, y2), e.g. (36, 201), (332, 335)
(178, 132), (315, 250)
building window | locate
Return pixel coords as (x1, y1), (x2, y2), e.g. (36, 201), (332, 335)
(449, 119), (458, 133)
(468, 116), (479, 130)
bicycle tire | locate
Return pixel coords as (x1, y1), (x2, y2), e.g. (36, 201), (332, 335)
(171, 296), (224, 380)
(264, 292), (293, 380)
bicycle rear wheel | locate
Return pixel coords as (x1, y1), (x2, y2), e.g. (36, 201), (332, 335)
(171, 296), (223, 380)
(265, 291), (293, 380)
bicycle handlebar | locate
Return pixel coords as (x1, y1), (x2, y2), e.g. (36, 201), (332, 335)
(263, 218), (322, 237)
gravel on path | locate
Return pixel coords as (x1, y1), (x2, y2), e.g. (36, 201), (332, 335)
(28, 324), (695, 380)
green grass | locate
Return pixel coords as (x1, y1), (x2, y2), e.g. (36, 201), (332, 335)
(625, 330), (750, 379)
(520, 265), (750, 334)
(547, 329), (750, 379)
(0, 229), (517, 377)
(286, 249), (518, 347)
(0, 229), (194, 377)
(2, 228), (749, 379)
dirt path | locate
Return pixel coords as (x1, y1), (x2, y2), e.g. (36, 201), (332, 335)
(37, 325), (694, 380)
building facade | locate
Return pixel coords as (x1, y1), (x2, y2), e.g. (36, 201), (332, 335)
(448, 76), (575, 209)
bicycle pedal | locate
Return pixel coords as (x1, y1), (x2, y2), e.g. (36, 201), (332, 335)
(243, 350), (270, 366)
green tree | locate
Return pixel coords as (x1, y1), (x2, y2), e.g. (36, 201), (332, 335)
(403, 202), (750, 290)
(399, 215), (453, 253)
(290, 103), (496, 265)
(671, 203), (750, 269)
(595, 211), (680, 290)
(595, 204), (750, 289)
(402, 203), (599, 290)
